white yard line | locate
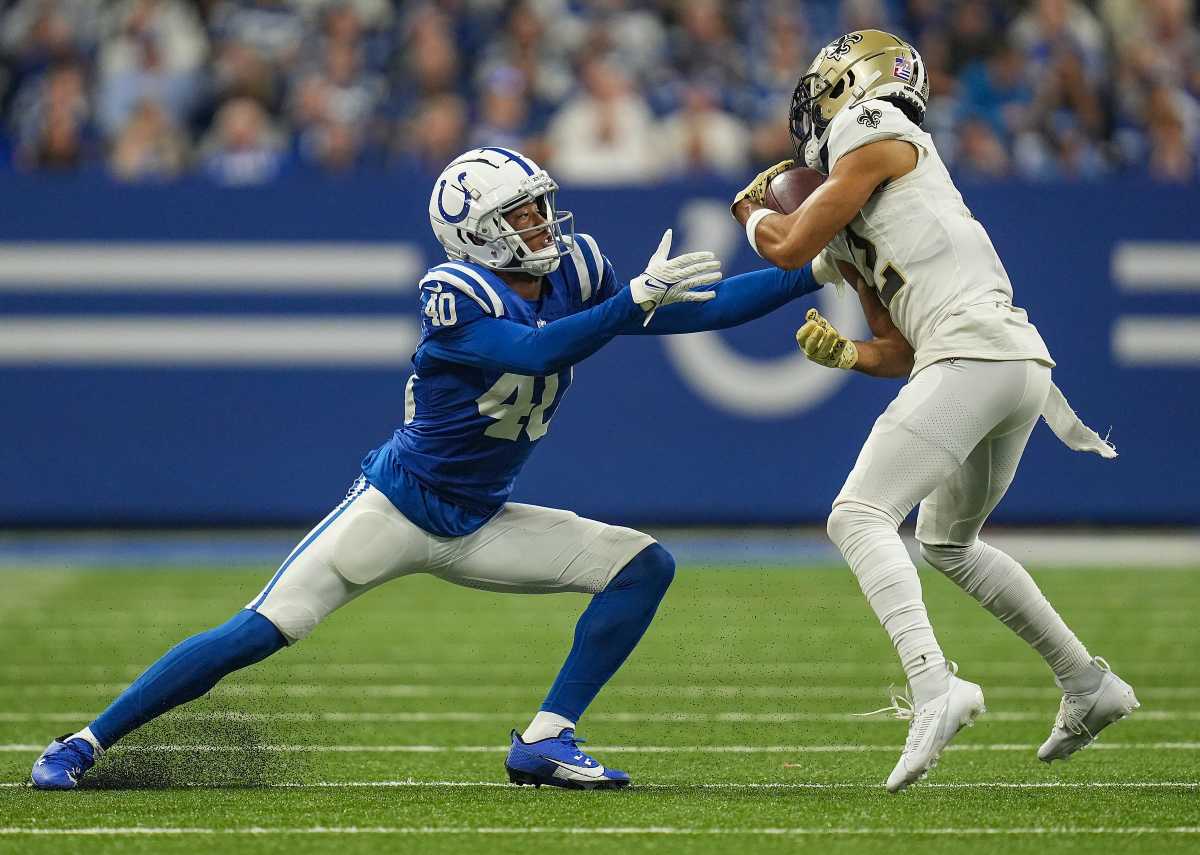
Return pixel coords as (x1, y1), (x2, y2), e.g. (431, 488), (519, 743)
(0, 660), (1192, 677)
(1, 780), (1197, 791)
(2, 742), (1197, 754)
(0, 826), (1197, 837)
(1, 710), (1197, 724)
(11, 683), (1200, 700)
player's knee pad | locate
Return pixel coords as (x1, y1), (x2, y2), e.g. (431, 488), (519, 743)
(919, 541), (977, 576)
(332, 508), (425, 586)
(608, 543), (675, 599)
(826, 500), (897, 555)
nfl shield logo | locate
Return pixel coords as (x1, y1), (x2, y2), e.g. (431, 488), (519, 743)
(893, 56), (913, 82)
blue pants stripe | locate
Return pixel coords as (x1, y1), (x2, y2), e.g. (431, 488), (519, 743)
(250, 481), (368, 611)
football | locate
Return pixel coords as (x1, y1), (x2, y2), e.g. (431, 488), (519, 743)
(763, 165), (826, 214)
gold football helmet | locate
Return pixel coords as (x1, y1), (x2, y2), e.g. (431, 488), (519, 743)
(790, 30), (929, 173)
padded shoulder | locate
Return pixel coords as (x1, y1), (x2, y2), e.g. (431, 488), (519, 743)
(420, 262), (507, 318)
(827, 99), (924, 173)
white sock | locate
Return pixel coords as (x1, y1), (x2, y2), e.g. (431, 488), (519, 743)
(829, 502), (950, 706)
(921, 540), (1102, 694)
(70, 727), (104, 757)
(522, 711), (575, 743)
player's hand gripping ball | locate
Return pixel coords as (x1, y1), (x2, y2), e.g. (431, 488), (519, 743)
(796, 308), (858, 370)
(731, 159), (794, 213)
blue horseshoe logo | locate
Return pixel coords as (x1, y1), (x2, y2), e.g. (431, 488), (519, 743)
(437, 171), (471, 223)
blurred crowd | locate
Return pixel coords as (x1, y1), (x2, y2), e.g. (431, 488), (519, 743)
(1, 0), (1197, 185)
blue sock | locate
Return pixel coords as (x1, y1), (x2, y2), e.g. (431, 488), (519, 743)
(540, 544), (675, 722)
(90, 609), (286, 749)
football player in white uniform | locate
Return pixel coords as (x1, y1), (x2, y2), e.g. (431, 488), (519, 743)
(731, 30), (1138, 792)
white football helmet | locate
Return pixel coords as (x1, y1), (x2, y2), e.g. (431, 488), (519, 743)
(428, 147), (573, 276)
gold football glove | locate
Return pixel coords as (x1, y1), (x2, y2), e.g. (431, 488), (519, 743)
(731, 159), (794, 212)
(796, 308), (858, 370)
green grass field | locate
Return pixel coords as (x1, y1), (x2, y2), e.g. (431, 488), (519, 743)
(1, 561), (1197, 853)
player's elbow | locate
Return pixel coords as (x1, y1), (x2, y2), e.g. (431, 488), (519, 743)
(760, 236), (814, 272)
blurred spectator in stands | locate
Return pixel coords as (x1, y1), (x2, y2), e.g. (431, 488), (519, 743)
(476, 1), (577, 125)
(399, 93), (468, 174)
(659, 82), (749, 178)
(1029, 51), (1106, 149)
(744, 5), (810, 163)
(841, 0), (895, 35)
(1146, 85), (1198, 182)
(11, 60), (92, 170)
(666, 0), (745, 109)
(199, 95), (283, 184)
(945, 0), (997, 74)
(109, 97), (187, 180)
(583, 0), (665, 87)
(95, 0), (207, 138)
(1, 0), (101, 77)
(916, 29), (962, 157)
(23, 105), (85, 170)
(960, 41), (1034, 143)
(206, 0), (305, 72)
(1010, 0), (1107, 84)
(955, 117), (1011, 180)
(390, 5), (462, 127)
(546, 57), (659, 184)
(468, 67), (537, 155)
(202, 38), (281, 118)
(302, 118), (364, 174)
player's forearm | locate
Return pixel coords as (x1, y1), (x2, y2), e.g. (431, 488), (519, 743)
(850, 336), (914, 379)
(735, 193), (853, 272)
(429, 292), (644, 375)
(624, 266), (820, 335)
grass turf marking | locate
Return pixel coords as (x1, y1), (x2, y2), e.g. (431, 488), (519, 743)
(12, 683), (1200, 699)
(2, 742), (1194, 753)
(3, 780), (1198, 790)
(2, 710), (1197, 723)
(1, 826), (1198, 837)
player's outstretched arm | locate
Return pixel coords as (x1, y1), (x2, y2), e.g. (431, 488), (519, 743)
(423, 231), (721, 375)
(732, 140), (917, 271)
(622, 264), (827, 335)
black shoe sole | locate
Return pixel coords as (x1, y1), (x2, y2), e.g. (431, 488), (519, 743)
(505, 765), (630, 790)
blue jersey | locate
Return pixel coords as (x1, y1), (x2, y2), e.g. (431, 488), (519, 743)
(362, 234), (624, 537)
(361, 232), (822, 538)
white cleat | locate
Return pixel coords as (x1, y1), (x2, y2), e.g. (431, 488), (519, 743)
(1038, 658), (1139, 763)
(883, 673), (986, 794)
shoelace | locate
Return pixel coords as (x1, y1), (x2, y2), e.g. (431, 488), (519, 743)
(850, 663), (961, 753)
(555, 733), (599, 766)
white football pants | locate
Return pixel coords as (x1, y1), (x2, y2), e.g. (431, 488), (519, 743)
(247, 480), (655, 642)
(828, 358), (1092, 699)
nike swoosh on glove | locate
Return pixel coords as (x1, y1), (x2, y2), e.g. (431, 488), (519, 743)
(629, 229), (722, 326)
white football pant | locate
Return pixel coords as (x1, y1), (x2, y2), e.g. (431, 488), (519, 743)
(827, 358), (1093, 702)
(247, 481), (655, 642)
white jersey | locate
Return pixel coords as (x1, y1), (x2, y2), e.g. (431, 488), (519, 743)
(824, 99), (1054, 376)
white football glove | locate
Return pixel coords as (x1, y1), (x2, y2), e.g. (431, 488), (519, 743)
(629, 229), (721, 325)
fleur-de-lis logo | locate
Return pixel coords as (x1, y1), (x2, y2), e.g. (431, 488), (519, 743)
(825, 33), (863, 60)
(857, 106), (882, 129)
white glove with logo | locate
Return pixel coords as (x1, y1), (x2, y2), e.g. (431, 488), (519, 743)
(629, 229), (722, 325)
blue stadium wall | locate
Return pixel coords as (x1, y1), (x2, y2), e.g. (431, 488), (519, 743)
(1, 175), (1196, 526)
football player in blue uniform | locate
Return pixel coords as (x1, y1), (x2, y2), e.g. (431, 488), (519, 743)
(33, 147), (830, 791)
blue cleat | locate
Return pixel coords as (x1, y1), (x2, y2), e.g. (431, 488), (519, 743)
(31, 735), (96, 790)
(505, 728), (630, 790)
